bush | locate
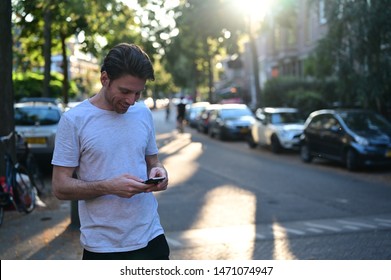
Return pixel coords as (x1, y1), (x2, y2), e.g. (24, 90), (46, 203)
(261, 76), (336, 115)
(13, 71), (77, 101)
(287, 89), (326, 117)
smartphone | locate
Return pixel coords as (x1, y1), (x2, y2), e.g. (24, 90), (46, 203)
(143, 176), (165, 184)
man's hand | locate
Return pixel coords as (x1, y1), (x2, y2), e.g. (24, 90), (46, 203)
(145, 167), (168, 192)
(108, 174), (151, 198)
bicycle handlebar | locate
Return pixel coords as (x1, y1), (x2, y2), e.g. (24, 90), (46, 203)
(0, 132), (14, 142)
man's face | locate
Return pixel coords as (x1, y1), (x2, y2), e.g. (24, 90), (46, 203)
(101, 72), (146, 114)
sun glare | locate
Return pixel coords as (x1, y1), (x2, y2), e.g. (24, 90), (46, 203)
(231, 0), (274, 22)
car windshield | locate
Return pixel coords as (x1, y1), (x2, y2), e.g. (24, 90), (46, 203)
(15, 107), (61, 125)
(340, 111), (391, 133)
(270, 112), (304, 124)
(221, 108), (253, 118)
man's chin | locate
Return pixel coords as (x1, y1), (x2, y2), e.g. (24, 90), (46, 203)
(116, 105), (132, 114)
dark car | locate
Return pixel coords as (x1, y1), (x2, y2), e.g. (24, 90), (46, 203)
(300, 109), (391, 171)
(185, 102), (210, 128)
(208, 104), (255, 140)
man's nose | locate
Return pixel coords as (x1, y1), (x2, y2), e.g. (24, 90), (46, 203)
(124, 96), (135, 105)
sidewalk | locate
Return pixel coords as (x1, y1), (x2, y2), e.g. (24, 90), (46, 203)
(0, 194), (83, 260)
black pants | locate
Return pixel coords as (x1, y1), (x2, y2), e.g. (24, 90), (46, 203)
(82, 234), (170, 260)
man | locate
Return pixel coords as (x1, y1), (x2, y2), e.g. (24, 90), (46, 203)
(176, 96), (186, 132)
(51, 43), (169, 260)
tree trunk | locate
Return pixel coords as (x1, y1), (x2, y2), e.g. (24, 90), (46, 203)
(43, 7), (52, 98)
(249, 30), (261, 107)
(61, 32), (69, 104)
(0, 0), (15, 173)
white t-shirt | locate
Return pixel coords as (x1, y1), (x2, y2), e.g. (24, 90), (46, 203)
(52, 99), (164, 253)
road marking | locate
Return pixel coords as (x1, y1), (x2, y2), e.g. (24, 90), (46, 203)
(256, 233), (266, 239)
(269, 225), (305, 236)
(282, 227), (306, 235)
(374, 218), (391, 223)
(305, 222), (341, 232)
(343, 225), (360, 230)
(306, 228), (323, 233)
(337, 220), (376, 229)
(378, 223), (391, 227)
(165, 214), (391, 250)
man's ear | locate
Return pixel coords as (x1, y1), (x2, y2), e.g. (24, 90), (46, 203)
(101, 71), (109, 86)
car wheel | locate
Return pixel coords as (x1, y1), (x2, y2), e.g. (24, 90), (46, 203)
(246, 134), (257, 149)
(300, 143), (313, 163)
(346, 148), (359, 171)
(270, 135), (282, 153)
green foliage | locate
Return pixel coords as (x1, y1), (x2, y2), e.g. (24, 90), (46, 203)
(13, 71), (77, 101)
(152, 58), (179, 98)
(286, 90), (325, 117)
(161, 0), (249, 100)
(312, 0), (391, 114)
(262, 77), (336, 116)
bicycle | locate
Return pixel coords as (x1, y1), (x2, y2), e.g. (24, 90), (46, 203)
(15, 133), (46, 196)
(177, 116), (185, 133)
(0, 131), (36, 226)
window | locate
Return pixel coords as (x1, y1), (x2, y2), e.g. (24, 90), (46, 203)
(15, 107), (61, 126)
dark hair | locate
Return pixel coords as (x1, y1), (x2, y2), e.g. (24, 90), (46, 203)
(101, 43), (155, 81)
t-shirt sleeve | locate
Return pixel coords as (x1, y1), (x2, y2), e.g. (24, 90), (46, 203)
(145, 109), (159, 156)
(51, 114), (80, 167)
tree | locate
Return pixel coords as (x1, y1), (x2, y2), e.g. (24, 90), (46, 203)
(158, 0), (247, 102)
(313, 0), (391, 115)
(13, 0), (145, 102)
(0, 0), (15, 174)
(43, 1), (53, 98)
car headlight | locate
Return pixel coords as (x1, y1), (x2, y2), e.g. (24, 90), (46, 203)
(225, 120), (235, 128)
(354, 135), (369, 146)
(276, 129), (290, 139)
(278, 129), (289, 137)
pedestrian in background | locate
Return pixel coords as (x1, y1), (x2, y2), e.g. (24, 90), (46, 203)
(51, 43), (170, 260)
(165, 100), (171, 121)
(176, 96), (186, 132)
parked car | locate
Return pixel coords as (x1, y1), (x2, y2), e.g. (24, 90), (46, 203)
(247, 107), (305, 153)
(208, 104), (255, 140)
(196, 104), (221, 134)
(19, 97), (65, 111)
(300, 109), (391, 171)
(14, 100), (63, 161)
(185, 102), (210, 128)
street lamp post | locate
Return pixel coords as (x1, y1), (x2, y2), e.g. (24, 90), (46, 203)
(242, 0), (262, 110)
(248, 19), (261, 109)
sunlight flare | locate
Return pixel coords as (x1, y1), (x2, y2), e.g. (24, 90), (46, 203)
(230, 0), (274, 22)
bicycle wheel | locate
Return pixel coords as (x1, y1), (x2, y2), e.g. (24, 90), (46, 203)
(14, 167), (36, 213)
(25, 153), (46, 195)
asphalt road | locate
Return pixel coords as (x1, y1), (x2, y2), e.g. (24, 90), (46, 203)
(157, 108), (391, 260)
(1, 108), (391, 260)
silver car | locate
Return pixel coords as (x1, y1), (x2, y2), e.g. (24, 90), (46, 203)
(14, 100), (63, 160)
(247, 107), (305, 153)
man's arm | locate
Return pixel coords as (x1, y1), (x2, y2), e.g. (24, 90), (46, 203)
(52, 165), (151, 200)
(145, 154), (168, 192)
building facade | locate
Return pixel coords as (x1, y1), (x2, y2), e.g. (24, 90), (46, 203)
(243, 0), (328, 107)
